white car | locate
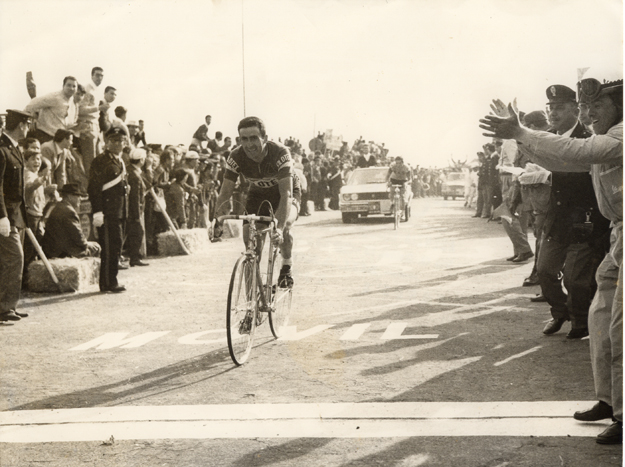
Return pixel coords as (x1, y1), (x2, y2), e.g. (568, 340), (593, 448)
(339, 167), (413, 223)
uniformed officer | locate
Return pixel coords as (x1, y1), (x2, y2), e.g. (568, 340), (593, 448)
(537, 85), (610, 339)
(88, 126), (128, 293)
(480, 78), (623, 444)
(0, 109), (34, 321)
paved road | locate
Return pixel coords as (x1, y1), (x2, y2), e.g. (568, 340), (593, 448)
(0, 198), (621, 466)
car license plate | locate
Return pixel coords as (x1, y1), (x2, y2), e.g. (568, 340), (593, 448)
(342, 205), (366, 212)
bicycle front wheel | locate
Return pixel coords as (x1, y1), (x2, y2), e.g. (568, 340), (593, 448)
(394, 198), (400, 230)
(227, 256), (258, 365)
(268, 248), (292, 339)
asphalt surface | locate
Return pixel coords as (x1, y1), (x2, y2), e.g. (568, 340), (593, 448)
(0, 197), (622, 466)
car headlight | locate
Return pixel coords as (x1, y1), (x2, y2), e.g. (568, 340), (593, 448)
(351, 193), (358, 201)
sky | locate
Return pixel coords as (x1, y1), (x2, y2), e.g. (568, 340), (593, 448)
(0, 0), (622, 168)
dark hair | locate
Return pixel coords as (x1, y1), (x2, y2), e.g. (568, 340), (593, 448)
(24, 149), (40, 161)
(20, 137), (39, 150)
(104, 86), (117, 94)
(215, 131), (223, 139)
(63, 76), (78, 86)
(76, 84), (86, 94)
(159, 148), (174, 165)
(205, 115), (212, 120)
(91, 67), (103, 76)
(237, 116), (266, 137)
(53, 129), (73, 143)
(114, 106), (127, 118)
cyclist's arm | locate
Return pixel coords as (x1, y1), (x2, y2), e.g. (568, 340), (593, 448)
(276, 176), (293, 231)
(214, 178), (236, 219)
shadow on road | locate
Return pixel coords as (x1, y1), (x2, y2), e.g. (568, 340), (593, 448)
(7, 346), (241, 411)
(233, 438), (333, 466)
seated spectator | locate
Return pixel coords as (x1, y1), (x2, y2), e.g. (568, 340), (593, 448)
(41, 183), (100, 259)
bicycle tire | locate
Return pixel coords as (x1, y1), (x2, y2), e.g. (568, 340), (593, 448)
(268, 247), (292, 338)
(226, 255), (258, 365)
(393, 194), (400, 230)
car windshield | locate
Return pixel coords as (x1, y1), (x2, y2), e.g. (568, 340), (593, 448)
(346, 168), (389, 185)
(446, 173), (464, 182)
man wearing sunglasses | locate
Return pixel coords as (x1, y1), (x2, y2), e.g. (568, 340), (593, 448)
(480, 78), (623, 445)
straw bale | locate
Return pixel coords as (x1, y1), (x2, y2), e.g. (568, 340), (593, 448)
(27, 257), (100, 293)
(156, 228), (207, 256)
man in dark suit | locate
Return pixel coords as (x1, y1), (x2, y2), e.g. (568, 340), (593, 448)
(538, 85), (611, 339)
(88, 126), (129, 293)
(41, 183), (100, 259)
(0, 109), (34, 322)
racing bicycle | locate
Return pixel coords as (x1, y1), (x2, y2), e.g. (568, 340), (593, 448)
(391, 184), (403, 230)
(219, 214), (293, 365)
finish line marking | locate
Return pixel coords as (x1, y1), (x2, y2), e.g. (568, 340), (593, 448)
(0, 401), (609, 443)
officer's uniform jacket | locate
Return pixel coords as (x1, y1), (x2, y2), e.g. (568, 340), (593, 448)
(0, 133), (27, 227)
(544, 122), (611, 246)
(87, 149), (128, 219)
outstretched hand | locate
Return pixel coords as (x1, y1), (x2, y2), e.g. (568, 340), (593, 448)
(479, 103), (524, 140)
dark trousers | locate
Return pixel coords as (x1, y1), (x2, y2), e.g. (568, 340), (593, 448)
(125, 218), (144, 263)
(0, 228), (24, 313)
(299, 190), (310, 215)
(478, 185), (493, 217)
(98, 217), (123, 291)
(537, 235), (605, 329)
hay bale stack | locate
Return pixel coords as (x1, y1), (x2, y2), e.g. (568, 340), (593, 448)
(27, 257), (100, 293)
(156, 228), (208, 256)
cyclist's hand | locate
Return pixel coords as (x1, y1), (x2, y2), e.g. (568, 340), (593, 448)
(210, 220), (223, 242)
(271, 227), (284, 245)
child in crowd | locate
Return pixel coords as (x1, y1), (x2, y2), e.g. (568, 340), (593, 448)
(24, 149), (55, 237)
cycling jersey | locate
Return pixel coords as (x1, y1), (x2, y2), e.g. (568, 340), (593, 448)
(224, 141), (301, 199)
(389, 162), (411, 182)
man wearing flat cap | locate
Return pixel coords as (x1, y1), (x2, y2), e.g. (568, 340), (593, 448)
(126, 148), (148, 267)
(480, 77), (623, 445)
(0, 109), (34, 321)
(88, 126), (129, 293)
(41, 183), (100, 259)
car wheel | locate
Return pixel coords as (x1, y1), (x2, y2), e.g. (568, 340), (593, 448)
(342, 212), (358, 223)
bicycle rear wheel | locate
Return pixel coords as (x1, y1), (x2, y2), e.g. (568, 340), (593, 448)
(226, 256), (258, 365)
(268, 248), (292, 339)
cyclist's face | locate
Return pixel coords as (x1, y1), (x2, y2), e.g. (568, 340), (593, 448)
(239, 126), (266, 160)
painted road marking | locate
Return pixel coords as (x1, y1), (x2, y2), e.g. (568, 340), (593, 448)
(494, 346), (542, 367)
(380, 323), (438, 340)
(0, 402), (608, 443)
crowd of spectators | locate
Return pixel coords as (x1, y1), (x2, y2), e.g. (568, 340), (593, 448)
(478, 76), (622, 445)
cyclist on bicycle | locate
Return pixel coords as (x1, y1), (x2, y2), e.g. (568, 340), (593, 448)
(387, 156), (412, 208)
(212, 116), (300, 287)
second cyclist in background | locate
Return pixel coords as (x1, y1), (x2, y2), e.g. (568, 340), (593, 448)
(387, 156), (412, 209)
(212, 116), (300, 288)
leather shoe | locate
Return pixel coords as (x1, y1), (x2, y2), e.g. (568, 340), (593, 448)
(530, 294), (547, 302)
(512, 251), (534, 263)
(567, 328), (589, 339)
(13, 310), (29, 318)
(523, 277), (540, 287)
(0, 311), (21, 321)
(118, 261), (129, 270)
(574, 401), (613, 421)
(506, 255), (517, 261)
(543, 318), (567, 335)
(596, 421), (622, 445)
(101, 285), (126, 293)
(472, 214), (481, 218)
(130, 260), (149, 267)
